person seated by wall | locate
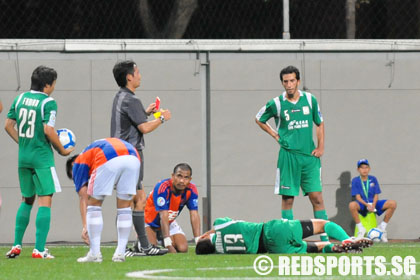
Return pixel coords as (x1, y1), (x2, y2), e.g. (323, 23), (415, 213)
(349, 159), (397, 242)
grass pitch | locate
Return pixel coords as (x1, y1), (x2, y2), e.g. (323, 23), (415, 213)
(1, 242), (420, 279)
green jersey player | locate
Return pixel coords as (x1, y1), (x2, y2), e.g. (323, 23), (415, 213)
(255, 65), (329, 241)
(195, 217), (373, 255)
(5, 66), (74, 259)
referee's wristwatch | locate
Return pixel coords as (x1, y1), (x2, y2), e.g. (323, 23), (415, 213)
(159, 115), (165, 123)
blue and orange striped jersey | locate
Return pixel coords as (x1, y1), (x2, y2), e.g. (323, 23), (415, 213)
(72, 138), (140, 192)
(145, 178), (198, 228)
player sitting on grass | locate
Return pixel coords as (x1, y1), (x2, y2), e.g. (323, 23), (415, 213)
(196, 217), (373, 255)
(144, 163), (201, 253)
(349, 159), (397, 242)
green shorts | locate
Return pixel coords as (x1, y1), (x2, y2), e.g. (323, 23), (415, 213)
(275, 148), (322, 196)
(18, 167), (61, 197)
(263, 219), (307, 254)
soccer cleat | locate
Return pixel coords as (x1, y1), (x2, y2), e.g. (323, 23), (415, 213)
(112, 253), (125, 262)
(6, 245), (22, 258)
(77, 251), (103, 263)
(32, 248), (55, 259)
(141, 244), (169, 256)
(124, 247), (134, 257)
(342, 237), (373, 250)
(125, 242), (168, 257)
(357, 227), (367, 238)
(380, 230), (388, 243)
(332, 244), (363, 254)
(124, 246), (145, 257)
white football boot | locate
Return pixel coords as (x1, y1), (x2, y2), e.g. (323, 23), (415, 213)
(77, 251), (103, 263)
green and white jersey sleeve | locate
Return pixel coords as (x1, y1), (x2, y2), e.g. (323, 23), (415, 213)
(8, 91), (57, 168)
(211, 217), (263, 254)
(256, 96), (281, 128)
(256, 91), (323, 155)
(310, 93), (323, 126)
(42, 97), (57, 127)
(7, 94), (20, 120)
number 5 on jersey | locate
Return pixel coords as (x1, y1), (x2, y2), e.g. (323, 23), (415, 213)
(284, 110), (290, 121)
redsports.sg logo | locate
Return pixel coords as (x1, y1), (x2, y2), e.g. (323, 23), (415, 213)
(253, 255), (416, 276)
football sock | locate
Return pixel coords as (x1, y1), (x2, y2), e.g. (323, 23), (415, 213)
(87, 206), (103, 256)
(281, 209), (294, 220)
(319, 233), (329, 241)
(116, 207), (132, 255)
(14, 202), (33, 246)
(322, 243), (334, 253)
(324, 221), (349, 241)
(314, 210), (329, 241)
(379, 221), (387, 231)
(356, 222), (365, 231)
(35, 206), (51, 252)
(133, 210), (150, 249)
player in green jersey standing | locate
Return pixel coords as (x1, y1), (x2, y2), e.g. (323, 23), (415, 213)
(195, 217), (372, 255)
(255, 66), (329, 241)
(4, 66), (74, 259)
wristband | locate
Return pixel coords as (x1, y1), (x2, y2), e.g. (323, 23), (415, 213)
(194, 237), (200, 244)
(164, 237), (172, 247)
(159, 115), (165, 123)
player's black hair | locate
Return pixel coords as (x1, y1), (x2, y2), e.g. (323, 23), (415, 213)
(195, 239), (216, 255)
(279, 65), (300, 82)
(66, 155), (79, 180)
(113, 60), (136, 87)
(30, 66), (57, 92)
(173, 163), (192, 176)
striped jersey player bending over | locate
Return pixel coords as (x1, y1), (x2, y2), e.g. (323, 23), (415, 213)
(196, 217), (373, 255)
(144, 163), (201, 253)
(66, 138), (145, 262)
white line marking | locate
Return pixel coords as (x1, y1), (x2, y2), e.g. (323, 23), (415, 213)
(126, 264), (420, 279)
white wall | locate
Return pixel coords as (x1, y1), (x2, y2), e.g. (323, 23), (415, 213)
(0, 42), (419, 244)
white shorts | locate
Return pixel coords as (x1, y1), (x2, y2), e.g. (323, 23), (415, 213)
(87, 155), (140, 199)
(168, 220), (185, 236)
(146, 220), (185, 236)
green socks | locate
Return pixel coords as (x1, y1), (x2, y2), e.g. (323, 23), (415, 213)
(281, 209), (294, 220)
(35, 206), (51, 252)
(314, 210), (328, 220)
(324, 221), (350, 241)
(314, 210), (329, 241)
(321, 226), (350, 252)
(322, 243), (334, 253)
(14, 202), (33, 246)
(14, 203), (52, 252)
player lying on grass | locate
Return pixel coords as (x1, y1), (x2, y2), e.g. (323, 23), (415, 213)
(66, 138), (158, 262)
(196, 217), (373, 255)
